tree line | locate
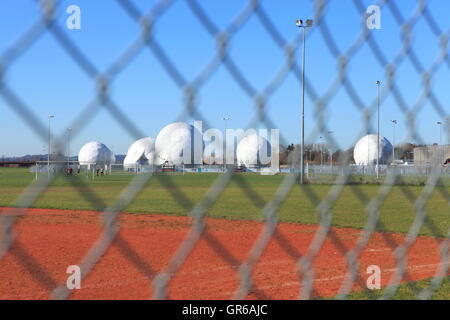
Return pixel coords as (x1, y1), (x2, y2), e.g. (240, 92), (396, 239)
(279, 142), (422, 165)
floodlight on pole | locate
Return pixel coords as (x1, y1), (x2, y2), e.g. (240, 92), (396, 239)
(222, 117), (230, 170)
(437, 121), (442, 145)
(319, 136), (324, 167)
(375, 81), (381, 179)
(222, 117), (230, 131)
(437, 121), (443, 164)
(327, 131), (334, 167)
(67, 127), (72, 167)
(48, 115), (54, 177)
(296, 18), (313, 184)
(390, 120), (397, 162)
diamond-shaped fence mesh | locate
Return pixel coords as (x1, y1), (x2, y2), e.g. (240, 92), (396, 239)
(0, 0), (449, 300)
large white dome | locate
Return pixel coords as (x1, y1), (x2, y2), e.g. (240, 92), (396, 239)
(78, 141), (115, 166)
(155, 122), (203, 166)
(353, 134), (393, 165)
(236, 134), (271, 167)
(124, 137), (155, 166)
(203, 139), (224, 165)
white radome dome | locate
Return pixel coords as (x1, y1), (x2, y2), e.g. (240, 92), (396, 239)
(78, 141), (115, 166)
(236, 134), (271, 167)
(353, 134), (393, 165)
(124, 137), (155, 167)
(155, 122), (203, 166)
(203, 139), (224, 165)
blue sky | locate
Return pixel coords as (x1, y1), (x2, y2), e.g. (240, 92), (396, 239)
(0, 0), (449, 157)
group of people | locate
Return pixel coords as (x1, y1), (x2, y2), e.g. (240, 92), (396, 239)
(65, 166), (109, 177)
(65, 166), (81, 176)
(95, 168), (106, 176)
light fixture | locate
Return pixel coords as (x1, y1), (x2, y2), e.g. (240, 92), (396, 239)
(295, 19), (313, 28)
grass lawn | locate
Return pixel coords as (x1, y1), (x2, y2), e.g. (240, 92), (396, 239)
(343, 276), (450, 300)
(0, 168), (449, 299)
(1, 168), (448, 237)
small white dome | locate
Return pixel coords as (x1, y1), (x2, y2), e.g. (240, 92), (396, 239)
(124, 137), (155, 166)
(155, 122), (203, 166)
(78, 141), (115, 166)
(236, 134), (271, 167)
(353, 134), (393, 165)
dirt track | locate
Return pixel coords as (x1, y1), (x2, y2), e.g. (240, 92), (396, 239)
(0, 207), (447, 299)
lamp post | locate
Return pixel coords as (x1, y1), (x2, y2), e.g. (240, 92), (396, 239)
(437, 121), (443, 164)
(222, 117), (230, 133)
(67, 128), (72, 167)
(48, 115), (54, 177)
(375, 81), (381, 179)
(437, 121), (442, 145)
(296, 18), (313, 184)
(390, 120), (397, 163)
(319, 136), (324, 167)
(327, 131), (334, 175)
(222, 117), (230, 171)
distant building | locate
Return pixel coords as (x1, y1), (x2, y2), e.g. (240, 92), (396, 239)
(413, 145), (450, 165)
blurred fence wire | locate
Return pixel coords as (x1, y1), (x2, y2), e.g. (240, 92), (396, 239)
(0, 0), (449, 300)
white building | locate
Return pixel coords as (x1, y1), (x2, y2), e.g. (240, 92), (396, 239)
(203, 139), (224, 165)
(414, 145), (450, 165)
(236, 133), (272, 167)
(123, 137), (155, 169)
(155, 122), (203, 166)
(353, 134), (393, 165)
(78, 141), (115, 168)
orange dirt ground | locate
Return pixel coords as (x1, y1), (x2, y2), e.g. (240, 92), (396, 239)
(0, 207), (448, 300)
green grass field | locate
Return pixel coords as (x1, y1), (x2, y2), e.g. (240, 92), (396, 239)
(1, 168), (449, 237)
(344, 276), (450, 300)
(1, 168), (449, 299)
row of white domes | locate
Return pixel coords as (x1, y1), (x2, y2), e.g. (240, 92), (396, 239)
(78, 122), (393, 166)
(79, 122), (272, 167)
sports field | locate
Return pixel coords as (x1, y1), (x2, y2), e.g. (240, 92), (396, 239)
(1, 168), (449, 236)
(0, 168), (449, 299)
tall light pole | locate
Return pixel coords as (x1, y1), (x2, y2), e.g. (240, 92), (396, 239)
(222, 117), (230, 171)
(67, 127), (72, 167)
(296, 19), (313, 184)
(319, 136), (324, 167)
(437, 121), (442, 145)
(327, 131), (334, 171)
(375, 81), (381, 179)
(390, 120), (397, 162)
(222, 117), (230, 133)
(48, 115), (54, 176)
(437, 121), (443, 164)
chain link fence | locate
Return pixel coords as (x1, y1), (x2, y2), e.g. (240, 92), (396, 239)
(0, 0), (449, 300)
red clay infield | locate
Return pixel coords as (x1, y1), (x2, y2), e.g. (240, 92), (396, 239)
(0, 207), (448, 300)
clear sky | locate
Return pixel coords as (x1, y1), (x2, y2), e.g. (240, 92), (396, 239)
(0, 0), (449, 157)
